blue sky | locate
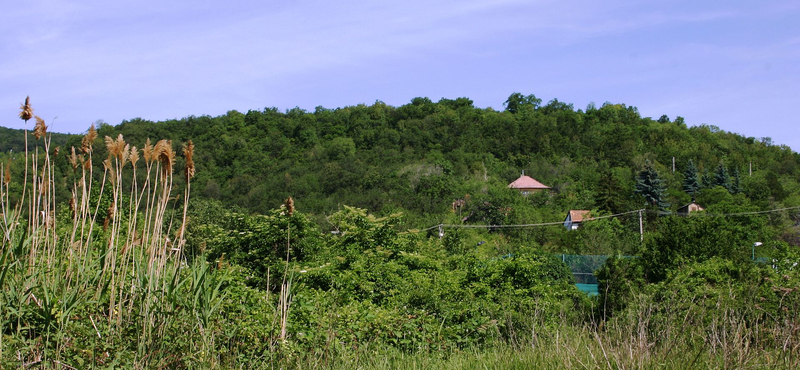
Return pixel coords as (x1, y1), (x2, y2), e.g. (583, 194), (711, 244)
(2, 0), (798, 150)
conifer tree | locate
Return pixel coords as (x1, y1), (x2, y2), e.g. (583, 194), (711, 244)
(731, 168), (742, 194)
(701, 170), (713, 189)
(635, 162), (670, 210)
(596, 169), (624, 213)
(682, 160), (701, 199)
(714, 162), (731, 192)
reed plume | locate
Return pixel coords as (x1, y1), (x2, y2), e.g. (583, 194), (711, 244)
(155, 140), (175, 174)
(19, 96), (33, 122)
(129, 146), (140, 167)
(104, 134), (127, 161)
(81, 124), (98, 153)
(285, 197), (295, 216)
(3, 160), (9, 185)
(183, 140), (195, 179)
(33, 116), (47, 140)
(142, 138), (153, 164)
(69, 147), (79, 170)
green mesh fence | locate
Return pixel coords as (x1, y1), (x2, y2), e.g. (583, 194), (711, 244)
(557, 254), (609, 284)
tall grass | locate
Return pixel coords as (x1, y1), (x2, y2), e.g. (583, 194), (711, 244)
(0, 98), (228, 368)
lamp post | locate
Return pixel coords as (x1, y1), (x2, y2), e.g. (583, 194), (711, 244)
(753, 242), (762, 261)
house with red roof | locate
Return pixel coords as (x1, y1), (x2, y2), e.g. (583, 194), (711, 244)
(507, 172), (550, 195)
(564, 210), (591, 230)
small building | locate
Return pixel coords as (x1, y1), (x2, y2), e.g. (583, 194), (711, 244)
(677, 202), (705, 216)
(564, 210), (591, 230)
(507, 172), (550, 195)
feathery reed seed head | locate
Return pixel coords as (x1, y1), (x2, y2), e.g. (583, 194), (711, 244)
(69, 197), (76, 218)
(33, 116), (47, 140)
(129, 146), (140, 166)
(122, 143), (130, 166)
(143, 139), (154, 164)
(183, 140), (195, 179)
(3, 161), (9, 185)
(82, 124), (98, 153)
(19, 96), (33, 122)
(285, 197), (295, 216)
(156, 140), (175, 174)
(69, 147), (78, 170)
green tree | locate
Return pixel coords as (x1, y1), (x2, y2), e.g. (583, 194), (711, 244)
(595, 169), (625, 213)
(503, 92), (541, 113)
(714, 162), (731, 192)
(635, 162), (670, 210)
(731, 168), (742, 194)
(701, 170), (713, 189)
(640, 216), (754, 282)
(682, 160), (701, 199)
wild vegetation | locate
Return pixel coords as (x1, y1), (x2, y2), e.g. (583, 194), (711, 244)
(0, 95), (798, 368)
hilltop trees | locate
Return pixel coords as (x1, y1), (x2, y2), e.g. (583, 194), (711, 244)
(503, 92), (542, 113)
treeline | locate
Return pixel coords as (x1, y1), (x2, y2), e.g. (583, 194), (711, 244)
(0, 93), (798, 238)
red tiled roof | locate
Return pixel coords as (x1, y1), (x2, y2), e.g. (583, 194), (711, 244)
(507, 175), (550, 190)
(568, 210), (591, 223)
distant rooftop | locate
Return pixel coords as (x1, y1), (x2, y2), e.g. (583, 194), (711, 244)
(567, 210), (591, 223)
(508, 174), (550, 190)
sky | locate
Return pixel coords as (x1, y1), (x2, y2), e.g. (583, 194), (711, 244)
(1, 0), (798, 151)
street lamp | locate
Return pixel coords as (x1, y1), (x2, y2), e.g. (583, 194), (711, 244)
(753, 242), (762, 261)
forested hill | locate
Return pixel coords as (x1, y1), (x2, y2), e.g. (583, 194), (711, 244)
(2, 94), (798, 226)
(0, 126), (72, 153)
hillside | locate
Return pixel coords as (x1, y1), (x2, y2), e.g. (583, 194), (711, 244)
(4, 94), (797, 222)
(2, 94), (800, 368)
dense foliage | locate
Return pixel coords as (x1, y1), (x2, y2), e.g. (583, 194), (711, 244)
(1, 94), (799, 368)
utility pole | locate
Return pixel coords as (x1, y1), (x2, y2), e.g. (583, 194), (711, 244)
(749, 161), (752, 176)
(638, 209), (644, 242)
(672, 157), (675, 173)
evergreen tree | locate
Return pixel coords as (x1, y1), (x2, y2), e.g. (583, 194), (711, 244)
(714, 162), (731, 192)
(596, 169), (624, 213)
(682, 160), (701, 199)
(731, 168), (742, 194)
(635, 162), (670, 210)
(701, 170), (713, 189)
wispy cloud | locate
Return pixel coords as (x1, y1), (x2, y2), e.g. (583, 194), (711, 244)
(0, 0), (798, 149)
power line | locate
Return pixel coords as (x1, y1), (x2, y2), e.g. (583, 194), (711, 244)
(415, 205), (800, 233)
(416, 209), (642, 232)
(664, 205), (800, 218)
